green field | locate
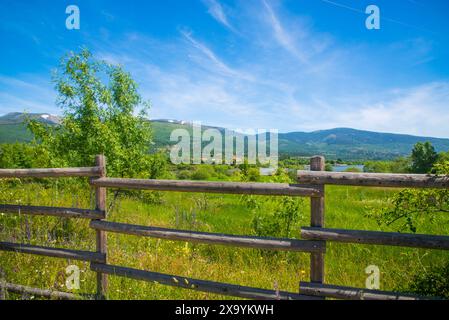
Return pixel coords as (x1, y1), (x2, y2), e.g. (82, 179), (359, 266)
(1, 179), (447, 299)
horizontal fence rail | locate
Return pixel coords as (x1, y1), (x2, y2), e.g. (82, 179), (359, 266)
(2, 155), (448, 300)
(299, 282), (433, 300)
(0, 242), (105, 263)
(0, 167), (102, 178)
(90, 177), (323, 197)
(90, 263), (319, 300)
(90, 220), (325, 253)
(301, 227), (449, 250)
(0, 204), (104, 219)
(1, 282), (85, 300)
(297, 170), (449, 188)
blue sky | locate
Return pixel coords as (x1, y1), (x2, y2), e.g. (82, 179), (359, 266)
(1, 0), (449, 137)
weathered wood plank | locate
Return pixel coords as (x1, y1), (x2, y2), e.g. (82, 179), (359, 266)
(299, 282), (437, 300)
(93, 155), (108, 300)
(0, 242), (106, 262)
(90, 177), (323, 197)
(297, 170), (449, 188)
(89, 220), (325, 253)
(91, 263), (320, 300)
(0, 269), (5, 300)
(0, 167), (102, 178)
(2, 282), (84, 300)
(309, 156), (325, 285)
(0, 204), (104, 219)
(301, 227), (449, 250)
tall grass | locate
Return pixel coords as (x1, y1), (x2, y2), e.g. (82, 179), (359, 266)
(0, 179), (448, 299)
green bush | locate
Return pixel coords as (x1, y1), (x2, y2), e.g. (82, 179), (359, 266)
(247, 168), (261, 182)
(401, 262), (449, 298)
(177, 170), (192, 180)
(191, 166), (214, 180)
(367, 160), (449, 232)
(0, 143), (53, 168)
(252, 197), (303, 238)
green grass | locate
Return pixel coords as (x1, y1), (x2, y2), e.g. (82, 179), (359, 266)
(0, 179), (448, 299)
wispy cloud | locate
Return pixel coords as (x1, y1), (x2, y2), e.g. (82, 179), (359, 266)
(351, 82), (449, 137)
(202, 0), (234, 31)
(1, 0), (447, 137)
(261, 0), (308, 63)
(180, 29), (253, 80)
(294, 82), (449, 138)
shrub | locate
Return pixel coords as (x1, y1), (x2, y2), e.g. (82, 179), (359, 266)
(367, 160), (449, 232)
(191, 167), (212, 180)
(247, 168), (261, 182)
(177, 170), (192, 180)
(401, 262), (449, 298)
(252, 197), (303, 238)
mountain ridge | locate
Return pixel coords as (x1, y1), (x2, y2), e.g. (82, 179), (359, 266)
(1, 112), (448, 160)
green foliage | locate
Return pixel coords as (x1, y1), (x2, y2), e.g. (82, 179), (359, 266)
(367, 188), (449, 232)
(238, 160), (250, 178)
(343, 166), (362, 173)
(272, 168), (293, 183)
(247, 168), (260, 182)
(364, 157), (410, 173)
(278, 156), (307, 169)
(434, 160), (449, 174)
(410, 142), (438, 173)
(147, 152), (168, 179)
(0, 143), (52, 168)
(403, 262), (449, 298)
(367, 161), (449, 233)
(245, 169), (304, 238)
(251, 197), (303, 238)
(27, 49), (152, 177)
(236, 160), (262, 182)
(191, 165), (214, 180)
(177, 170), (192, 180)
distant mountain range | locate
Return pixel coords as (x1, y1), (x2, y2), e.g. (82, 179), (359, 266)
(1, 112), (449, 160)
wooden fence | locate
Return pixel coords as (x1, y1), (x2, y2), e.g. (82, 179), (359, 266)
(0, 155), (448, 300)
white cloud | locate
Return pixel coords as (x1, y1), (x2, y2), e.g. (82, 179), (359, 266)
(180, 30), (247, 78)
(343, 82), (449, 137)
(202, 0), (234, 31)
(278, 82), (449, 137)
(261, 0), (307, 63)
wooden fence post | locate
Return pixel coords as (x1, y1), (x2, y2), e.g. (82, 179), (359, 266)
(309, 156), (325, 285)
(94, 155), (107, 299)
(0, 267), (5, 300)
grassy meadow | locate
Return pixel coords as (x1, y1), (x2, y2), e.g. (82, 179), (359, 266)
(1, 177), (448, 300)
